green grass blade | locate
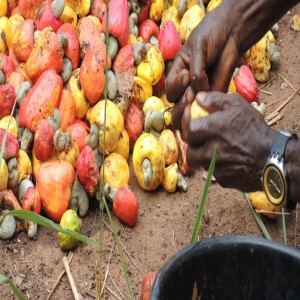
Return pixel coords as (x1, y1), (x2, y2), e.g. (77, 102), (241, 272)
(244, 193), (272, 240)
(191, 146), (218, 244)
(0, 274), (25, 300)
(282, 207), (287, 244)
(103, 197), (134, 299)
(3, 210), (104, 249)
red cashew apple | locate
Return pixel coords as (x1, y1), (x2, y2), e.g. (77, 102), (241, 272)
(0, 53), (15, 79)
(233, 64), (259, 103)
(33, 119), (55, 162)
(34, 0), (63, 32)
(138, 19), (160, 43)
(140, 271), (157, 300)
(113, 44), (134, 73)
(76, 145), (99, 196)
(0, 84), (16, 118)
(36, 160), (75, 223)
(57, 23), (80, 70)
(0, 128), (19, 160)
(18, 0), (44, 19)
(21, 187), (41, 214)
(104, 183), (138, 227)
(67, 122), (89, 153)
(19, 69), (63, 132)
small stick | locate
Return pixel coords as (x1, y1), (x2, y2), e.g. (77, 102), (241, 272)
(100, 242), (115, 297)
(255, 209), (290, 215)
(265, 87), (300, 121)
(267, 114), (283, 126)
(63, 255), (82, 300)
(47, 252), (73, 300)
(108, 274), (125, 299)
(276, 72), (296, 91)
(259, 89), (272, 95)
(105, 286), (123, 300)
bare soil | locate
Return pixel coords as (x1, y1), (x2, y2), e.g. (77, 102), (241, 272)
(1, 5), (300, 300)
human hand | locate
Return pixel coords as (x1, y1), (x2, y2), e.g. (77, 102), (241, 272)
(181, 91), (277, 192)
(166, 5), (240, 104)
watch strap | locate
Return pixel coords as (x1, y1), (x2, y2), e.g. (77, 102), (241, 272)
(269, 131), (293, 161)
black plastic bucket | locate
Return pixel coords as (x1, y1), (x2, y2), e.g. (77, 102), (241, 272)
(150, 235), (300, 300)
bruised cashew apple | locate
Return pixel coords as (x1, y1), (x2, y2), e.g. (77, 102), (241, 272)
(133, 133), (165, 191)
(159, 129), (178, 166)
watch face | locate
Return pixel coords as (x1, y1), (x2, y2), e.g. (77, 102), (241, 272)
(263, 165), (286, 205)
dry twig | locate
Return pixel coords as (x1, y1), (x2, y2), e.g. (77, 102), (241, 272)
(265, 87), (300, 122)
(267, 114), (283, 126)
(47, 252), (73, 300)
(105, 285), (123, 300)
(63, 255), (82, 300)
(259, 89), (273, 95)
(100, 242), (115, 297)
(276, 72), (296, 91)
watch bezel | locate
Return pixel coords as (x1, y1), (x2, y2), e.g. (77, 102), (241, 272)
(262, 157), (287, 206)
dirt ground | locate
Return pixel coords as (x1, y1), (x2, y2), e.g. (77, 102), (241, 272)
(1, 5), (300, 300)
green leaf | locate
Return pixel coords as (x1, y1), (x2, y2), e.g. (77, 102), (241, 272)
(244, 193), (272, 240)
(0, 274), (25, 300)
(191, 146), (218, 244)
(3, 210), (105, 249)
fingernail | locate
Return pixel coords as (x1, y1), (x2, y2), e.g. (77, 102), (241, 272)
(180, 70), (190, 86)
(196, 91), (206, 103)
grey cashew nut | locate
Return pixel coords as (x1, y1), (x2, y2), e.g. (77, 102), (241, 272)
(28, 221), (38, 239)
(142, 158), (152, 187)
(51, 0), (65, 18)
(129, 0), (140, 15)
(85, 124), (99, 150)
(149, 36), (159, 47)
(69, 181), (89, 217)
(7, 158), (19, 194)
(144, 110), (165, 132)
(57, 32), (68, 57)
(107, 70), (117, 100)
(20, 128), (34, 152)
(108, 36), (119, 61)
(16, 81), (32, 106)
(0, 210), (16, 240)
(53, 130), (71, 152)
(60, 57), (73, 84)
(47, 108), (61, 132)
(0, 70), (5, 84)
(133, 41), (147, 65)
(129, 13), (138, 36)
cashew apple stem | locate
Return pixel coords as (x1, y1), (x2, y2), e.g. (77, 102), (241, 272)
(51, 0), (65, 18)
(142, 158), (152, 186)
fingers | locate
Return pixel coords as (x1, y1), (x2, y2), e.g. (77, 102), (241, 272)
(165, 53), (190, 103)
(209, 37), (239, 91)
(189, 40), (209, 93)
(171, 86), (195, 130)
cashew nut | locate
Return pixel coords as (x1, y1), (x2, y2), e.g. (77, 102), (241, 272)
(142, 158), (152, 187)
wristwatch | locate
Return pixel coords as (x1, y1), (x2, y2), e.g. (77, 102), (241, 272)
(262, 130), (295, 207)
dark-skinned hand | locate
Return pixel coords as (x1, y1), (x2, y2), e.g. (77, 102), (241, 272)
(181, 91), (277, 192)
(166, 5), (240, 130)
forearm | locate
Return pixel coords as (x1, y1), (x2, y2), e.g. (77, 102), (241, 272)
(222, 0), (299, 55)
(285, 139), (300, 207)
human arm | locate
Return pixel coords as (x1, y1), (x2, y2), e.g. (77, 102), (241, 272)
(166, 0), (299, 117)
(181, 92), (300, 207)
